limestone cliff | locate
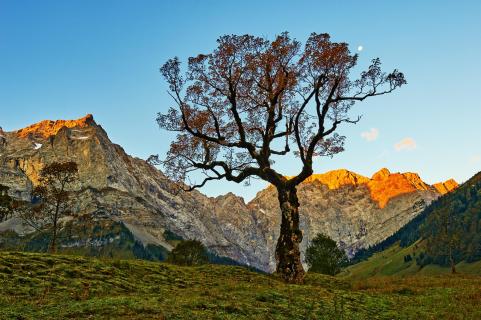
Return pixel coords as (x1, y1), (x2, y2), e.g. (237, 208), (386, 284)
(0, 115), (457, 272)
(248, 168), (450, 270)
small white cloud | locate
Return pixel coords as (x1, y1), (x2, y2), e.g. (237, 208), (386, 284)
(394, 137), (417, 152)
(357, 45), (363, 52)
(361, 128), (379, 142)
(469, 155), (481, 164)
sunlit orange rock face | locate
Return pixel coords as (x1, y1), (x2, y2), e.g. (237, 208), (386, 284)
(16, 114), (94, 139)
(304, 169), (370, 189)
(433, 179), (459, 195)
(367, 169), (430, 208)
(306, 168), (457, 209)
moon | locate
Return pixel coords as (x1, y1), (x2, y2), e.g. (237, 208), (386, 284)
(357, 45), (363, 52)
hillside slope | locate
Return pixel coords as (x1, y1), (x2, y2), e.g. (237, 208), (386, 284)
(343, 241), (481, 280)
(348, 171), (481, 277)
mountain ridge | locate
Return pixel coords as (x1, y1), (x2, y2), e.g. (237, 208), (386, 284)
(0, 114), (459, 271)
(284, 168), (457, 209)
(15, 114), (95, 139)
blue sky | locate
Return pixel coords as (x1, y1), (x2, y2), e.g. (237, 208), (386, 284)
(1, 0), (480, 200)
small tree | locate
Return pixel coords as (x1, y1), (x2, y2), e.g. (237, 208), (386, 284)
(21, 162), (79, 253)
(158, 32), (405, 283)
(0, 185), (13, 222)
(167, 240), (209, 266)
(305, 233), (348, 275)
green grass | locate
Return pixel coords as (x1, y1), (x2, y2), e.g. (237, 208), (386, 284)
(1, 251), (481, 319)
(342, 241), (481, 280)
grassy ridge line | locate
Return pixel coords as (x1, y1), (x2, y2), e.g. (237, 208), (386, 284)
(1, 252), (481, 319)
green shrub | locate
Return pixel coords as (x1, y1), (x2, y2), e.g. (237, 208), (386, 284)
(305, 233), (348, 275)
(167, 240), (208, 266)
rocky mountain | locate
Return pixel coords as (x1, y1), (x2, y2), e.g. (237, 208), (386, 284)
(0, 115), (458, 272)
(347, 170), (481, 278)
(248, 168), (457, 266)
(0, 115), (272, 269)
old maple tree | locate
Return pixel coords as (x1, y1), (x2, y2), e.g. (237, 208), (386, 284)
(158, 33), (405, 283)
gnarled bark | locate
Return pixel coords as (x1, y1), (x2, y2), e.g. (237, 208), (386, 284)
(275, 186), (305, 284)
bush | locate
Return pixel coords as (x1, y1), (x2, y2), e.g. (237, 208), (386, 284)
(305, 233), (348, 275)
(167, 240), (209, 266)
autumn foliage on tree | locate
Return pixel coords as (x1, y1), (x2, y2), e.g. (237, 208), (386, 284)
(158, 32), (405, 283)
(21, 162), (79, 253)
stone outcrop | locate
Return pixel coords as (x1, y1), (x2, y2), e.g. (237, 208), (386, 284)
(303, 169), (370, 189)
(15, 114), (94, 139)
(433, 179), (459, 195)
(367, 170), (431, 209)
(0, 115), (458, 272)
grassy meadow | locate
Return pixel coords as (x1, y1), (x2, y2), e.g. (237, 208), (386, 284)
(1, 251), (481, 319)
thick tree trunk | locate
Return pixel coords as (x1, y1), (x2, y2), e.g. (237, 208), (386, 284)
(275, 186), (305, 284)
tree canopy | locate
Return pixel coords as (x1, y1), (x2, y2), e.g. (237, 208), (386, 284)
(305, 233), (348, 275)
(158, 32), (405, 283)
(167, 240), (209, 266)
(21, 161), (79, 253)
(158, 32), (406, 190)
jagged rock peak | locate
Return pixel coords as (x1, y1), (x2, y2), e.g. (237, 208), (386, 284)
(213, 192), (247, 208)
(372, 168), (391, 180)
(433, 179), (459, 195)
(368, 172), (427, 209)
(215, 192), (245, 202)
(401, 172), (431, 191)
(16, 114), (95, 139)
(305, 169), (370, 189)
(302, 167), (458, 209)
